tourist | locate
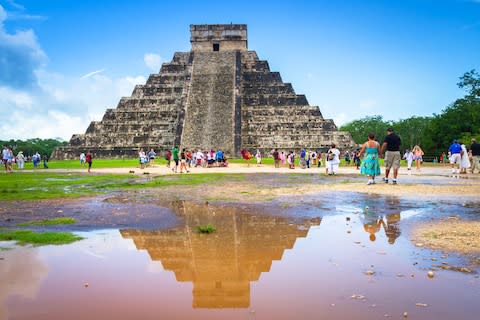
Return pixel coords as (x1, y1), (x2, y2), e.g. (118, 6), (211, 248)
(353, 150), (361, 170)
(317, 150), (323, 168)
(280, 151), (286, 166)
(311, 150), (318, 166)
(287, 151), (295, 169)
(241, 149), (253, 166)
(460, 142), (470, 174)
(43, 154), (49, 169)
(380, 127), (401, 185)
(148, 148), (156, 165)
(448, 140), (462, 178)
(206, 150), (213, 167)
(164, 149), (172, 168)
(412, 145), (424, 171)
(186, 149), (193, 167)
(255, 150), (262, 166)
(16, 151), (25, 170)
(139, 148), (147, 169)
(299, 149), (306, 169)
(216, 149), (224, 166)
(80, 152), (86, 166)
(470, 139), (480, 173)
(179, 148), (189, 173)
(86, 150), (93, 173)
(440, 152), (446, 166)
(196, 150), (204, 167)
(171, 146), (179, 173)
(326, 144), (340, 175)
(344, 150), (351, 166)
(32, 152), (40, 169)
(358, 132), (381, 185)
(305, 150), (311, 168)
(272, 149), (280, 168)
(2, 146), (13, 173)
(403, 149), (414, 171)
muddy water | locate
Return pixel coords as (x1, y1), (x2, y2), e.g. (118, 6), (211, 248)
(1, 196), (480, 320)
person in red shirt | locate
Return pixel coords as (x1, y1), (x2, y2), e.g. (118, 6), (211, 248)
(85, 151), (92, 173)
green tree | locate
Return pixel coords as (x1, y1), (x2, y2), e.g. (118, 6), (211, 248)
(0, 138), (67, 157)
(394, 116), (432, 150)
(339, 115), (390, 144)
(423, 70), (480, 154)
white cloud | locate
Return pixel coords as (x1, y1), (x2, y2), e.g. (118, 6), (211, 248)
(0, 4), (47, 88)
(144, 53), (162, 71)
(0, 87), (33, 109)
(0, 70), (147, 140)
(80, 69), (105, 79)
(0, 5), (6, 22)
(0, 4), (149, 141)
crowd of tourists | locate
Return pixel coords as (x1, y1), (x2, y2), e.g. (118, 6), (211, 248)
(3, 135), (479, 178)
(1, 145), (50, 172)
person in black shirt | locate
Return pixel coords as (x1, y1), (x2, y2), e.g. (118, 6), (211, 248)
(380, 128), (401, 184)
(470, 138), (480, 173)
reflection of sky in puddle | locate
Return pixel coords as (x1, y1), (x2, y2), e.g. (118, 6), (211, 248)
(1, 199), (480, 319)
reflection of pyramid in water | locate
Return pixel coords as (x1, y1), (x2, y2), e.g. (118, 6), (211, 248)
(121, 201), (320, 308)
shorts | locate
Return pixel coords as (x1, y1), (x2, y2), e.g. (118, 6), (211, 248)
(174, 159), (179, 166)
(449, 153), (461, 165)
(385, 151), (401, 169)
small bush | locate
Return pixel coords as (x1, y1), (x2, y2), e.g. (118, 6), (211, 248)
(196, 224), (216, 234)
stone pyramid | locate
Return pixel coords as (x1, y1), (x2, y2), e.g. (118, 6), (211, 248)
(52, 24), (354, 159)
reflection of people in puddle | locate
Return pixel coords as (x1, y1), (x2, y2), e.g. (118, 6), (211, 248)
(363, 217), (383, 241)
(381, 213), (401, 244)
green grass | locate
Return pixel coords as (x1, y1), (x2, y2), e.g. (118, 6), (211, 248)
(22, 158), (145, 170)
(0, 172), (132, 201)
(196, 224), (216, 234)
(16, 217), (77, 227)
(0, 171), (245, 201)
(0, 230), (83, 246)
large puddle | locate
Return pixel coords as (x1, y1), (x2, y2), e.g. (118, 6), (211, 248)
(1, 195), (480, 320)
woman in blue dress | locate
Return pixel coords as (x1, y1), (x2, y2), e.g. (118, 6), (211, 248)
(358, 132), (381, 185)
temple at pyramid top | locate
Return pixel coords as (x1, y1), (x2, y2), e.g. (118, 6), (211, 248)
(52, 24), (354, 159)
(190, 24), (248, 51)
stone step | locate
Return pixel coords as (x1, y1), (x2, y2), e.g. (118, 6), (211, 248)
(243, 84), (294, 95)
(160, 63), (189, 74)
(242, 72), (282, 84)
(242, 95), (308, 106)
(145, 74), (189, 85)
(242, 60), (270, 72)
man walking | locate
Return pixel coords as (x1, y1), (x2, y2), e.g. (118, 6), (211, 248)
(380, 128), (401, 184)
(469, 138), (480, 173)
(448, 139), (463, 178)
(171, 145), (179, 173)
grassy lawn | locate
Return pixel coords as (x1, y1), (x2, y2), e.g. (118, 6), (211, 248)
(0, 171), (245, 201)
(16, 217), (77, 227)
(0, 230), (83, 246)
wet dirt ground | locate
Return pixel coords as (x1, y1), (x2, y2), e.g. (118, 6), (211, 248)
(1, 171), (480, 319)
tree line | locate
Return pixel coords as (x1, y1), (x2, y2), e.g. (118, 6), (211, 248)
(0, 138), (67, 157)
(340, 70), (480, 157)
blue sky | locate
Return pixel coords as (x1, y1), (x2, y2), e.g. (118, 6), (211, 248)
(1, 0), (479, 140)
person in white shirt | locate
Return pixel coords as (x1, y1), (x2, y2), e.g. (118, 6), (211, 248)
(16, 151), (25, 169)
(326, 144), (341, 175)
(403, 149), (414, 171)
(80, 152), (86, 166)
